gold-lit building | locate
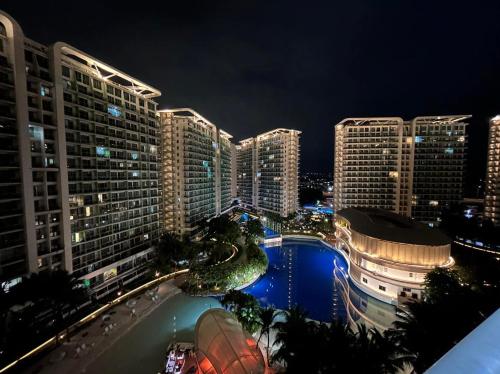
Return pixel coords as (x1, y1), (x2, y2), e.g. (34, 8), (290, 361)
(485, 116), (500, 225)
(236, 129), (300, 217)
(0, 11), (161, 297)
(160, 109), (235, 236)
(336, 208), (453, 305)
(334, 116), (470, 226)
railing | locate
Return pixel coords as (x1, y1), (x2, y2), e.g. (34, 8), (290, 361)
(0, 268), (189, 374)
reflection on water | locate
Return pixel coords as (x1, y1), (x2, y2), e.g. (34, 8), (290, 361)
(334, 261), (399, 330)
(243, 237), (399, 328)
(244, 238), (348, 322)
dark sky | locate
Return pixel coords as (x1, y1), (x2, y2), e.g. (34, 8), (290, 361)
(4, 0), (500, 191)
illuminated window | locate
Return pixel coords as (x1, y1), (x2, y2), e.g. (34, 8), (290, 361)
(107, 104), (122, 117)
(29, 125), (44, 141)
(72, 232), (83, 243)
(96, 146), (110, 157)
(429, 200), (439, 206)
(40, 85), (49, 97)
(445, 148), (454, 154)
(415, 136), (424, 143)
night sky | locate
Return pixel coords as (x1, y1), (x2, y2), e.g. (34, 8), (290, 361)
(4, 1), (500, 193)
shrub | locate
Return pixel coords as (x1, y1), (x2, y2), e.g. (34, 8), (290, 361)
(182, 242), (268, 294)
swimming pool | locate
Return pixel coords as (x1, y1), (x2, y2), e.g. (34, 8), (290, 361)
(303, 204), (334, 215)
(243, 238), (348, 322)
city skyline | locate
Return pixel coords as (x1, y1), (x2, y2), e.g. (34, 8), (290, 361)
(1, 4), (500, 374)
(2, 1), (499, 188)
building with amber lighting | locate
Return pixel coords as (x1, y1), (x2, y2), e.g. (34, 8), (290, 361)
(485, 116), (500, 225)
(160, 109), (235, 236)
(236, 128), (300, 217)
(335, 208), (453, 305)
(236, 137), (256, 209)
(334, 115), (470, 226)
(0, 11), (160, 297)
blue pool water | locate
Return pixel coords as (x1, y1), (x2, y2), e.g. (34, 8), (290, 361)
(243, 238), (348, 322)
(303, 204), (334, 215)
(263, 227), (280, 238)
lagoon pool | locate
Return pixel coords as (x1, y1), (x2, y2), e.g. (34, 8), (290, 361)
(243, 238), (348, 322)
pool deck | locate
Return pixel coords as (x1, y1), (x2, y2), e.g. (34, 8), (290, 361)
(21, 281), (221, 374)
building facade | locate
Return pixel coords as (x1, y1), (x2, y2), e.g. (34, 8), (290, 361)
(160, 109), (234, 236)
(334, 115), (469, 226)
(485, 116), (500, 225)
(335, 208), (453, 305)
(0, 11), (161, 298)
(236, 138), (256, 209)
(236, 129), (300, 217)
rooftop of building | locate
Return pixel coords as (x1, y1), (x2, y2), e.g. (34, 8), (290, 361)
(336, 207), (450, 246)
(159, 108), (233, 138)
(336, 115), (471, 128)
(256, 128), (301, 139)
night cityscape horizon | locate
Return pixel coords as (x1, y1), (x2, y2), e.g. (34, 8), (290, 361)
(0, 2), (500, 374)
(3, 2), (500, 180)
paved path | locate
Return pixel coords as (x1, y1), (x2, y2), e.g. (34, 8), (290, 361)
(23, 280), (221, 374)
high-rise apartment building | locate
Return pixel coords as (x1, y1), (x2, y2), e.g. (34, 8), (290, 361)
(485, 116), (500, 225)
(236, 129), (300, 217)
(236, 138), (256, 209)
(160, 109), (235, 236)
(0, 11), (161, 297)
(334, 115), (469, 226)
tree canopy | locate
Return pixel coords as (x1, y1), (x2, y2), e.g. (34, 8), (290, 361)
(245, 219), (264, 242)
(388, 267), (500, 373)
(222, 290), (261, 334)
(207, 215), (240, 244)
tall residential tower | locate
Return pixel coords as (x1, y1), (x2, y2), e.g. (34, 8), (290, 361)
(485, 116), (500, 225)
(160, 109), (235, 236)
(236, 128), (300, 217)
(0, 11), (161, 297)
(334, 115), (469, 226)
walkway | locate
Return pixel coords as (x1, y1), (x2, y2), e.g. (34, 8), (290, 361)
(22, 280), (221, 374)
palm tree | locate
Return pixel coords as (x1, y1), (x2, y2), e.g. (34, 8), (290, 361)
(366, 327), (406, 374)
(221, 290), (261, 334)
(257, 306), (279, 365)
(272, 306), (316, 372)
(316, 319), (356, 372)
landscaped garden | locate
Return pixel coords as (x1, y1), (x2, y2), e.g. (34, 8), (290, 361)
(155, 214), (268, 295)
